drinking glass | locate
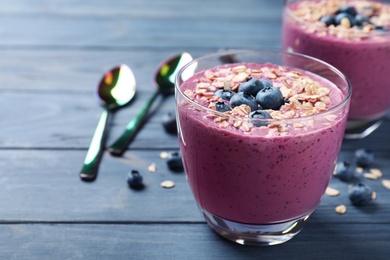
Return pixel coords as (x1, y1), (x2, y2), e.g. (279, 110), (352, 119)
(282, 0), (390, 139)
(175, 49), (351, 246)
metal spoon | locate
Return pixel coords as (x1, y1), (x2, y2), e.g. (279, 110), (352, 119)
(107, 52), (193, 157)
(80, 64), (136, 181)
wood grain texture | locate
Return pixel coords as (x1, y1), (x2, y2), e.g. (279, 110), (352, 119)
(0, 224), (389, 260)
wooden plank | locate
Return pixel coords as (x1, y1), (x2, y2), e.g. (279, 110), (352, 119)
(0, 149), (388, 223)
(0, 0), (283, 50)
(0, 223), (388, 259)
(0, 0), (285, 19)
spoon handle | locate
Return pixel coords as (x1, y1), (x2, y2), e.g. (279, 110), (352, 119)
(108, 90), (160, 157)
(80, 109), (111, 181)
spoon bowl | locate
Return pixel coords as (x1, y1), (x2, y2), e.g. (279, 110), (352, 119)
(108, 52), (193, 157)
(80, 64), (136, 181)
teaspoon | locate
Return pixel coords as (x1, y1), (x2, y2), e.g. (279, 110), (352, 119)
(107, 52), (193, 157)
(80, 64), (136, 181)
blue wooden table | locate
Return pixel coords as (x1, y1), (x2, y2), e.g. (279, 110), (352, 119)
(0, 0), (389, 259)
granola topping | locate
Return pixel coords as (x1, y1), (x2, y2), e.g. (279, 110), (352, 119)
(289, 0), (390, 40)
(181, 63), (342, 136)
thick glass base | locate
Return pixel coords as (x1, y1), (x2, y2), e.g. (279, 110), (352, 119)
(345, 117), (384, 139)
(202, 209), (312, 246)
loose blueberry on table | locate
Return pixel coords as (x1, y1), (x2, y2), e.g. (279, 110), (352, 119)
(334, 161), (355, 181)
(127, 170), (144, 189)
(166, 151), (184, 172)
(348, 183), (374, 206)
(355, 148), (375, 168)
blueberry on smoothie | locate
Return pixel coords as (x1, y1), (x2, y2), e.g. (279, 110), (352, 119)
(238, 78), (265, 96)
(215, 101), (232, 112)
(355, 14), (371, 26)
(348, 183), (373, 206)
(127, 170), (144, 189)
(337, 5), (358, 17)
(374, 25), (388, 32)
(230, 92), (258, 111)
(166, 151), (184, 172)
(355, 148), (374, 168)
(334, 161), (354, 181)
(214, 89), (235, 101)
(249, 110), (272, 127)
(255, 86), (284, 110)
(260, 79), (274, 88)
(320, 15), (336, 26)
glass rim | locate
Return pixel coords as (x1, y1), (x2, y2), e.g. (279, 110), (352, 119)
(284, 0), (390, 38)
(175, 48), (352, 124)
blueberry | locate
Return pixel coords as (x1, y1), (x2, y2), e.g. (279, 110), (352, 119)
(334, 13), (356, 27)
(355, 148), (374, 167)
(215, 101), (232, 112)
(355, 14), (371, 26)
(214, 89), (235, 101)
(255, 86), (284, 110)
(348, 183), (373, 206)
(334, 161), (355, 181)
(249, 110), (272, 127)
(162, 112), (177, 134)
(374, 26), (388, 32)
(337, 5), (358, 17)
(319, 15), (336, 26)
(166, 151), (184, 172)
(238, 78), (265, 96)
(260, 79), (273, 88)
(127, 170), (144, 189)
(230, 92), (258, 111)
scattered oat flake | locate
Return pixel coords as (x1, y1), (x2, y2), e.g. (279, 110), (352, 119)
(381, 179), (390, 190)
(160, 152), (169, 159)
(148, 163), (157, 173)
(355, 167), (363, 173)
(370, 168), (383, 178)
(363, 173), (378, 180)
(335, 204), (347, 215)
(325, 186), (340, 197)
(371, 191), (377, 200)
(161, 180), (175, 189)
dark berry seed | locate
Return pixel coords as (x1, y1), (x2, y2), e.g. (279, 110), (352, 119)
(337, 5), (358, 17)
(255, 86), (284, 110)
(249, 110), (272, 127)
(355, 14), (371, 26)
(230, 92), (258, 111)
(214, 89), (235, 101)
(334, 13), (356, 27)
(215, 101), (232, 112)
(319, 15), (336, 26)
(167, 151), (184, 172)
(238, 78), (265, 96)
(348, 183), (373, 206)
(355, 148), (374, 167)
(127, 170), (144, 189)
(334, 161), (354, 181)
(162, 112), (177, 134)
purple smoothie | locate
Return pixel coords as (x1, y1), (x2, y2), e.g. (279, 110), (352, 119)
(176, 62), (349, 224)
(282, 0), (390, 120)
